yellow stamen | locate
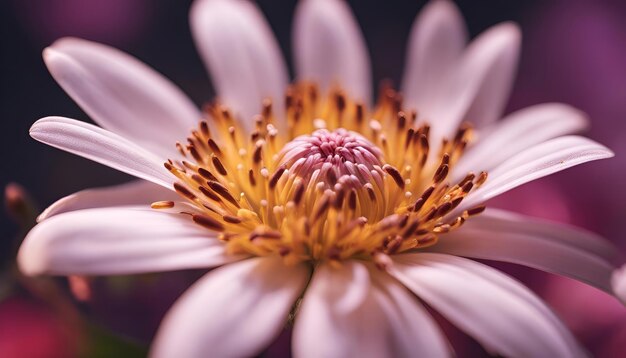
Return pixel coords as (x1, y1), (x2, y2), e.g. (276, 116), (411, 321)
(157, 82), (486, 264)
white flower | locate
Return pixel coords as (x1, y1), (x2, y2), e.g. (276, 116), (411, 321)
(612, 264), (626, 305)
(18, 0), (624, 357)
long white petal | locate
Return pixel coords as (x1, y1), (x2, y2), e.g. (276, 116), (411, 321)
(459, 23), (521, 129)
(190, 0), (288, 131)
(456, 135), (614, 212)
(38, 180), (179, 221)
(402, 0), (467, 118)
(611, 265), (626, 305)
(294, 262), (384, 358)
(30, 116), (173, 189)
(293, 262), (450, 357)
(390, 253), (585, 357)
(430, 23), (520, 141)
(293, 0), (371, 103)
(368, 266), (451, 357)
(44, 38), (200, 158)
(18, 207), (242, 276)
(453, 103), (589, 180)
(429, 208), (619, 292)
(152, 257), (308, 358)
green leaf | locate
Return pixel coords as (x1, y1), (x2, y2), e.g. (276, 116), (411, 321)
(81, 323), (148, 358)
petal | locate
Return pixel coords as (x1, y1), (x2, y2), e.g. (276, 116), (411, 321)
(151, 257), (309, 358)
(459, 23), (521, 128)
(452, 103), (589, 181)
(429, 208), (619, 292)
(430, 23), (521, 141)
(611, 264), (626, 305)
(293, 0), (371, 102)
(368, 266), (451, 357)
(38, 180), (179, 221)
(402, 0), (467, 117)
(390, 253), (585, 357)
(18, 207), (242, 276)
(190, 0), (288, 131)
(294, 262), (384, 358)
(30, 116), (173, 189)
(455, 135), (614, 213)
(293, 262), (450, 358)
(44, 38), (200, 158)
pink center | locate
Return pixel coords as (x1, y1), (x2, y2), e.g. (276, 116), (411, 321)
(277, 129), (383, 187)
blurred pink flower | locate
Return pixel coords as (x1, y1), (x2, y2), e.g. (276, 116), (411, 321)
(543, 274), (626, 357)
(15, 0), (624, 356)
(612, 265), (626, 305)
(0, 297), (79, 358)
(509, 2), (626, 353)
(513, 0), (626, 238)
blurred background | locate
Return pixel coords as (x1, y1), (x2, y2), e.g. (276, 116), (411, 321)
(1, 0), (625, 356)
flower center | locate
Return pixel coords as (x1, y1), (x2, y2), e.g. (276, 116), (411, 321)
(277, 128), (383, 188)
(153, 82), (488, 265)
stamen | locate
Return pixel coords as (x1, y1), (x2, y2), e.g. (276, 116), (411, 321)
(151, 201), (175, 209)
(157, 81), (488, 264)
(192, 214), (225, 231)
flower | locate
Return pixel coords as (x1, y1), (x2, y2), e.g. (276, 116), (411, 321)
(17, 0), (624, 356)
(613, 265), (626, 305)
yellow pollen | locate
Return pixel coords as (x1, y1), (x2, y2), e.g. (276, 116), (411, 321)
(154, 82), (486, 265)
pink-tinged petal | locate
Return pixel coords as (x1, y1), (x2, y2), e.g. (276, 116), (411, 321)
(402, 0), (467, 118)
(612, 265), (626, 305)
(293, 262), (450, 357)
(38, 179), (178, 221)
(293, 0), (371, 103)
(18, 207), (241, 276)
(190, 0), (288, 131)
(30, 116), (173, 189)
(456, 135), (614, 213)
(151, 257), (309, 358)
(44, 38), (200, 158)
(293, 262), (384, 358)
(390, 253), (585, 357)
(368, 266), (451, 357)
(431, 23), (521, 141)
(459, 23), (521, 128)
(453, 103), (589, 181)
(429, 208), (619, 292)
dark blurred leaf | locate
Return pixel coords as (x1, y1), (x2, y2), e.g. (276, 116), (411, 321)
(81, 323), (148, 358)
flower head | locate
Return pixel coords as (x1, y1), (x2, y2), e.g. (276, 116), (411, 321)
(18, 0), (624, 357)
(160, 82), (486, 265)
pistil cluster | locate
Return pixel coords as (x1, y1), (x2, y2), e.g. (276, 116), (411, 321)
(153, 82), (487, 265)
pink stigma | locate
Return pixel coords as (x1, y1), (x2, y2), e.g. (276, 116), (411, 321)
(277, 128), (384, 188)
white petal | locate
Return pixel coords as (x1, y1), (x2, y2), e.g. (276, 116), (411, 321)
(30, 116), (173, 189)
(456, 135), (614, 212)
(293, 0), (371, 102)
(402, 0), (467, 117)
(368, 266), (451, 357)
(152, 257), (309, 358)
(293, 262), (450, 358)
(294, 262), (384, 358)
(38, 180), (179, 221)
(190, 0), (288, 131)
(430, 23), (521, 141)
(611, 265), (626, 305)
(452, 103), (589, 181)
(429, 208), (619, 292)
(390, 253), (585, 357)
(459, 23), (521, 128)
(44, 38), (200, 158)
(18, 207), (241, 276)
